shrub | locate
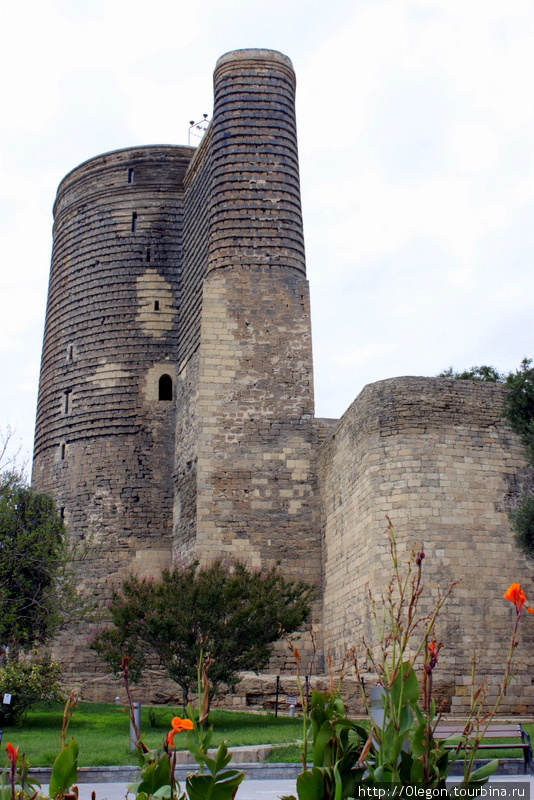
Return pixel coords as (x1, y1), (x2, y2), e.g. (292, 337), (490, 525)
(0, 655), (64, 726)
(511, 494), (534, 556)
(91, 559), (313, 708)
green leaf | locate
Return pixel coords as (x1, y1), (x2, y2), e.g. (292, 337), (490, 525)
(373, 764), (398, 784)
(467, 759), (499, 782)
(312, 721), (335, 767)
(398, 703), (414, 737)
(333, 762), (343, 800)
(213, 742), (232, 773)
(390, 662), (419, 708)
(295, 767), (327, 800)
(136, 752), (172, 796)
(409, 755), (424, 784)
(49, 737), (78, 796)
(186, 769), (244, 800)
(397, 749), (414, 784)
(410, 720), (426, 759)
(152, 785), (173, 798)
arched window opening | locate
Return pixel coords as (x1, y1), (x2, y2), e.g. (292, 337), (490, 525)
(159, 374), (173, 401)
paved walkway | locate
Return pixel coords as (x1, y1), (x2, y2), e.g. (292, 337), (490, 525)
(42, 774), (534, 800)
(43, 779), (296, 800)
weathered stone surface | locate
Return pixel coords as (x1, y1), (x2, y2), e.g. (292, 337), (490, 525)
(320, 377), (533, 713)
(32, 49), (532, 713)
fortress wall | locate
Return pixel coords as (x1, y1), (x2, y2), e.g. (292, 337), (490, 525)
(321, 377), (534, 712)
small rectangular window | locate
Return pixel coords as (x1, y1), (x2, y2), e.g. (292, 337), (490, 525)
(128, 168), (134, 183)
(131, 212), (137, 232)
(154, 301), (160, 311)
(64, 389), (72, 414)
(61, 443), (66, 460)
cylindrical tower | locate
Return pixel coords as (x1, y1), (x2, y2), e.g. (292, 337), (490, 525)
(33, 144), (193, 684)
(175, 49), (322, 668)
(208, 49), (306, 275)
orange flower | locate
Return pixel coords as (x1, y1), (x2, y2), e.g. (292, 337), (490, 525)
(503, 583), (534, 615)
(425, 639), (442, 674)
(166, 716), (194, 748)
(6, 742), (18, 764)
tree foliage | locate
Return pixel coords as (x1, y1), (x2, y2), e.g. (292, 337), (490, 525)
(91, 559), (313, 704)
(503, 358), (534, 462)
(439, 365), (504, 382)
(503, 359), (534, 555)
(511, 494), (534, 557)
(0, 472), (69, 652)
(439, 359), (534, 556)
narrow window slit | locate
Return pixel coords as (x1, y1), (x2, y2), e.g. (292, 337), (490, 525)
(131, 212), (137, 232)
(128, 168), (134, 183)
(159, 374), (173, 401)
(146, 247), (151, 263)
(64, 389), (72, 414)
(60, 443), (66, 460)
(154, 300), (160, 311)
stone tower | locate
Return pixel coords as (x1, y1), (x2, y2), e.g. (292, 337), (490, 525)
(173, 50), (320, 582)
(33, 145), (194, 584)
(33, 49), (322, 684)
(33, 48), (533, 712)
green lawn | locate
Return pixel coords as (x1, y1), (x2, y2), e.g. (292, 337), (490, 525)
(1, 703), (531, 768)
(0, 702), (303, 767)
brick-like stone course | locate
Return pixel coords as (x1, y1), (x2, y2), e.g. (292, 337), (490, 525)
(33, 146), (194, 685)
(320, 377), (532, 713)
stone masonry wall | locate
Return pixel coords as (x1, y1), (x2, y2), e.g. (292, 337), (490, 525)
(32, 51), (534, 711)
(320, 377), (534, 713)
(33, 145), (194, 690)
(172, 124), (214, 556)
(189, 51), (323, 670)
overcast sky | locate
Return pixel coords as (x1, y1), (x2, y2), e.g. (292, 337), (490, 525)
(1, 0), (532, 470)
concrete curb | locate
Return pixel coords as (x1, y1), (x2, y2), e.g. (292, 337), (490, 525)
(28, 758), (530, 783)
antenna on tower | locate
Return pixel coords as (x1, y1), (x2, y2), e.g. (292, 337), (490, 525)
(188, 114), (210, 146)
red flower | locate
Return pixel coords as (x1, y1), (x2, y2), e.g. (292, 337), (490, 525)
(166, 716), (194, 748)
(503, 583), (534, 615)
(6, 742), (18, 765)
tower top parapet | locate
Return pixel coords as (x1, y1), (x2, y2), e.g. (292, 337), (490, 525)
(215, 48), (294, 71)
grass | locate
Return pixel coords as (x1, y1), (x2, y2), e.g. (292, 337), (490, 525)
(265, 744), (302, 763)
(1, 703), (532, 768)
(0, 701), (303, 768)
